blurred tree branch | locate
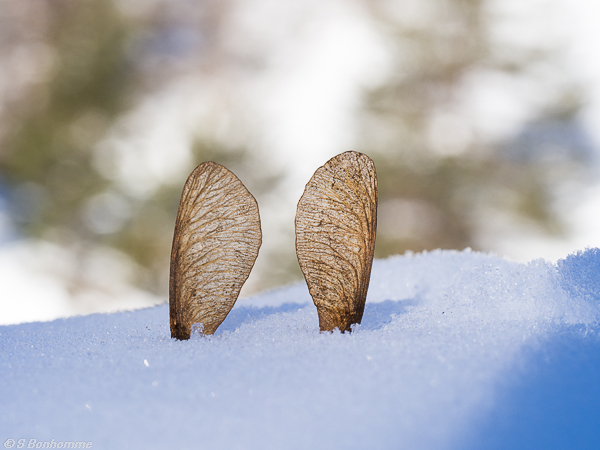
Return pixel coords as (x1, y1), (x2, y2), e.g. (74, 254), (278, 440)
(0, 0), (278, 297)
(359, 0), (590, 257)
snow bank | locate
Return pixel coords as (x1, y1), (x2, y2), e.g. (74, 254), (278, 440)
(1, 249), (600, 449)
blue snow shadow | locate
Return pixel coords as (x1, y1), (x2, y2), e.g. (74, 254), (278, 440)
(218, 298), (415, 333)
(360, 299), (416, 331)
(463, 328), (600, 450)
(218, 303), (310, 333)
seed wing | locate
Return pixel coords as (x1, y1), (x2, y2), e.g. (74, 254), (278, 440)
(170, 162), (261, 339)
(295, 151), (377, 332)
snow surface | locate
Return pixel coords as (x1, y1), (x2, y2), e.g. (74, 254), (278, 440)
(2, 249), (600, 449)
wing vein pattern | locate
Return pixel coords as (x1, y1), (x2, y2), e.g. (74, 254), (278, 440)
(295, 151), (378, 332)
(170, 162), (261, 339)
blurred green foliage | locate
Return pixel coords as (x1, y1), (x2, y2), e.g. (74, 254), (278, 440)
(0, 0), (275, 294)
(0, 0), (589, 300)
(360, 0), (584, 258)
(3, 0), (128, 235)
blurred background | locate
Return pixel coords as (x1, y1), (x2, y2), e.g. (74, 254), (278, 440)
(1, 0), (600, 325)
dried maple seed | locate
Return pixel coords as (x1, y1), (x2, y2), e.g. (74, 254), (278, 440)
(169, 162), (262, 340)
(295, 151), (378, 332)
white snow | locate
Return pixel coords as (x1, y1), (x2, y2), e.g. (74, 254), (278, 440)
(0, 240), (163, 326)
(2, 249), (600, 449)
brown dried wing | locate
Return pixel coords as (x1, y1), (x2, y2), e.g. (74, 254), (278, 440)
(170, 162), (261, 339)
(295, 151), (377, 332)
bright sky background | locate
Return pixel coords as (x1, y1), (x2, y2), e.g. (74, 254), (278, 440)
(1, 0), (600, 325)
